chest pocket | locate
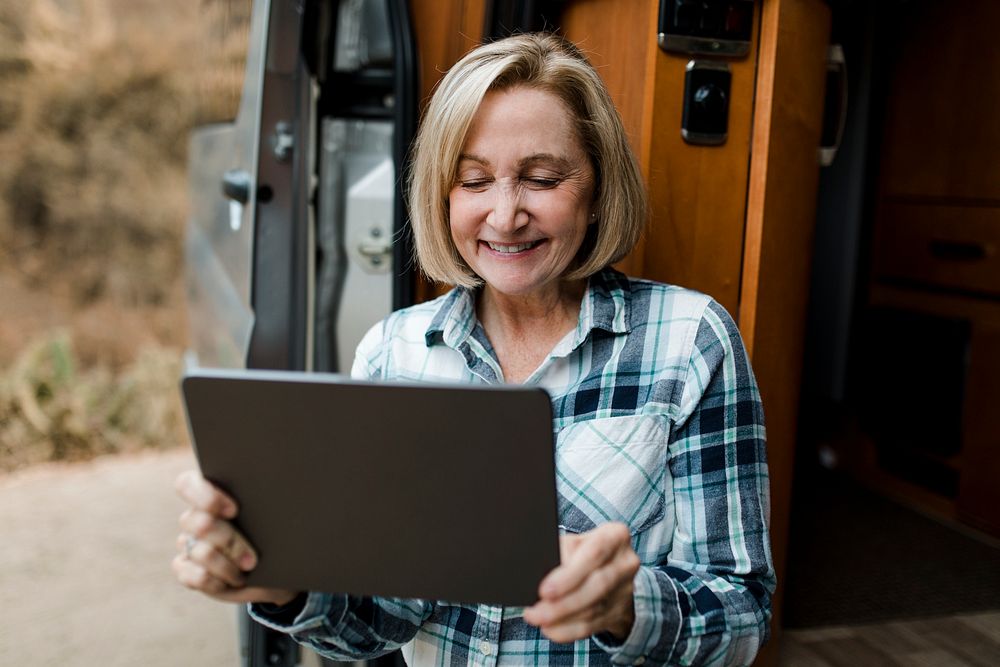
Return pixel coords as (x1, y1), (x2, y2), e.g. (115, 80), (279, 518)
(555, 415), (669, 538)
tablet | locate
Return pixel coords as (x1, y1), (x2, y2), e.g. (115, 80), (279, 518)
(181, 368), (560, 606)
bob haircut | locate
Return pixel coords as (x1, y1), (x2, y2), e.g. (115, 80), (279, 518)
(408, 33), (647, 288)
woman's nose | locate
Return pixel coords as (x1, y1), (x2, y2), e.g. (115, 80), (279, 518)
(486, 181), (528, 233)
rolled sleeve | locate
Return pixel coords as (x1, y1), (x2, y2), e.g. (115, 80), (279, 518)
(250, 593), (433, 662)
(249, 592), (349, 635)
(593, 566), (684, 665)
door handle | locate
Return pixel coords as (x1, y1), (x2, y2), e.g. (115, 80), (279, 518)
(221, 169), (252, 204)
(819, 44), (848, 167)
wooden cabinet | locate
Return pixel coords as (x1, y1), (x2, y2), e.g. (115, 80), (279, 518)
(877, 0), (1000, 202)
(857, 0), (1000, 538)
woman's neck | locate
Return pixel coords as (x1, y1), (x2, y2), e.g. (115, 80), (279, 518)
(476, 279), (587, 383)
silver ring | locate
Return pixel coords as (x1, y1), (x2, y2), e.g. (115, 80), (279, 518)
(185, 535), (197, 559)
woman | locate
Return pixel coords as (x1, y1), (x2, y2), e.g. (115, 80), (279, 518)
(174, 33), (774, 666)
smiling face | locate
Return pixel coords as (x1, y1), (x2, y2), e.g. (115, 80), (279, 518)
(448, 86), (596, 300)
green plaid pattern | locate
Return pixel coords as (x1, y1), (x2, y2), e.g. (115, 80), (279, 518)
(251, 269), (774, 665)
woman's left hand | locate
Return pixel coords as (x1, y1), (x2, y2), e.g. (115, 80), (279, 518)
(523, 522), (641, 643)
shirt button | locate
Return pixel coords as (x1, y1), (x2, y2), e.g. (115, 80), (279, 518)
(480, 640), (492, 656)
(635, 657), (646, 665)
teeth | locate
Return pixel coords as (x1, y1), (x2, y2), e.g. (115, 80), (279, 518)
(487, 241), (537, 253)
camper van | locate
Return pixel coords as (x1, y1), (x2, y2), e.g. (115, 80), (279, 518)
(186, 1), (1000, 665)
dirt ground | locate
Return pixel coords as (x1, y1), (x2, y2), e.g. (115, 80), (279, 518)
(0, 448), (239, 666)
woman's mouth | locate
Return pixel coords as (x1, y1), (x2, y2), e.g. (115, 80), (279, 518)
(482, 240), (544, 254)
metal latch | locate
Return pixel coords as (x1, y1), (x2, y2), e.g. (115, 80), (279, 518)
(356, 226), (392, 272)
(272, 122), (294, 162)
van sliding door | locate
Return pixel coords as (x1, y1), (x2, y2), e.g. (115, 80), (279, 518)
(187, 0), (416, 665)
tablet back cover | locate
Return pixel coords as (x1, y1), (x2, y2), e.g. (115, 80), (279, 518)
(182, 370), (560, 606)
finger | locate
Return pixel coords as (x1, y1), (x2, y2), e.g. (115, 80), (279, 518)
(540, 523), (630, 599)
(172, 552), (230, 596)
(536, 584), (635, 644)
(538, 608), (599, 644)
(177, 534), (246, 587)
(213, 586), (299, 606)
(172, 553), (299, 607)
(175, 470), (238, 519)
(525, 592), (602, 630)
(178, 509), (257, 570)
(526, 547), (638, 627)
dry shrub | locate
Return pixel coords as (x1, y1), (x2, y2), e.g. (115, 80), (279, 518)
(0, 0), (249, 306)
(0, 0), (250, 469)
(193, 0), (253, 126)
(0, 330), (188, 472)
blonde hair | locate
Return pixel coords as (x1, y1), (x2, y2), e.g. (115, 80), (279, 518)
(408, 33), (647, 288)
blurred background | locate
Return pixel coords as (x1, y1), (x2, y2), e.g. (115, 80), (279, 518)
(0, 0), (256, 469)
(0, 0), (249, 663)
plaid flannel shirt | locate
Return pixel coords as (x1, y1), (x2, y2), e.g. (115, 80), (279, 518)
(251, 268), (774, 666)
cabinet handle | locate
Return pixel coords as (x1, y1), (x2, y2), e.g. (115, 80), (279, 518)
(928, 239), (989, 261)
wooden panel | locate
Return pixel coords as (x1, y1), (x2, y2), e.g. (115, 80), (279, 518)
(873, 201), (1000, 297)
(879, 0), (1000, 201)
(638, 3), (761, 315)
(560, 0), (661, 278)
(409, 0), (486, 108)
(560, 1), (658, 160)
(739, 1), (830, 663)
(409, 0), (486, 303)
(864, 0), (1000, 541)
(868, 285), (1000, 539)
(957, 324), (1000, 537)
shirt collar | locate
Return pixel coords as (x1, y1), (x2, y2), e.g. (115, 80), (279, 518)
(579, 267), (632, 338)
(424, 267), (631, 349)
(423, 285), (476, 349)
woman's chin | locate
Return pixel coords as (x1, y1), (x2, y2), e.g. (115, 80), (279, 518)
(478, 271), (576, 301)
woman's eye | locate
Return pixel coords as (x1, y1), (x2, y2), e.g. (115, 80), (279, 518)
(524, 177), (560, 188)
(459, 180), (491, 191)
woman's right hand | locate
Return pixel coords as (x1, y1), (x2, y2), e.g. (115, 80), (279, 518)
(172, 469), (300, 606)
